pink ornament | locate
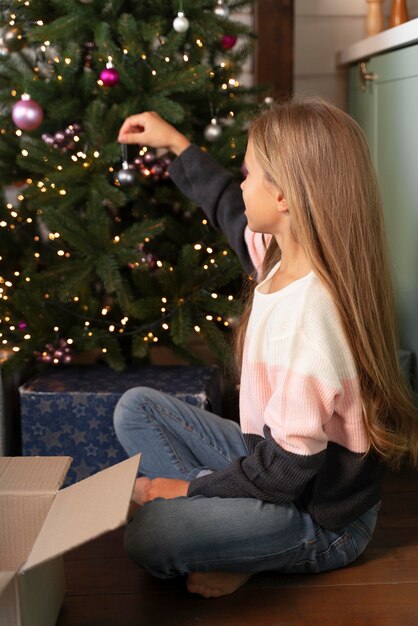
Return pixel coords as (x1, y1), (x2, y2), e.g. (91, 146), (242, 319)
(221, 35), (237, 50)
(100, 67), (120, 87)
(12, 96), (44, 131)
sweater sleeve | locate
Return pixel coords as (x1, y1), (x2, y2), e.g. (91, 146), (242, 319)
(187, 427), (326, 502)
(168, 144), (254, 274)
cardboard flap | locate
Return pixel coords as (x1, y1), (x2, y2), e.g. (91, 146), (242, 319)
(0, 493), (53, 571)
(23, 455), (140, 571)
(0, 457), (71, 495)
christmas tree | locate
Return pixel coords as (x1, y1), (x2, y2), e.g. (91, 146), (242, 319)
(0, 0), (260, 371)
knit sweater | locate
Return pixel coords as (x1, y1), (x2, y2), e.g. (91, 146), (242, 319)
(169, 145), (384, 531)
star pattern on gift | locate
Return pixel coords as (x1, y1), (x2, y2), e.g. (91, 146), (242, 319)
(70, 429), (87, 445)
(85, 443), (98, 456)
(95, 405), (108, 417)
(38, 398), (53, 414)
(27, 445), (42, 455)
(89, 417), (100, 429)
(74, 404), (87, 417)
(105, 446), (119, 459)
(61, 422), (74, 435)
(57, 397), (70, 410)
(71, 458), (94, 482)
(72, 394), (90, 406)
(31, 422), (46, 436)
(40, 429), (63, 448)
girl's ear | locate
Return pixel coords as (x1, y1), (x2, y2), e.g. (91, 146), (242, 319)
(277, 194), (289, 214)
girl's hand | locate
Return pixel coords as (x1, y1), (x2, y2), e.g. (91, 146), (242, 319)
(131, 476), (189, 505)
(118, 111), (191, 156)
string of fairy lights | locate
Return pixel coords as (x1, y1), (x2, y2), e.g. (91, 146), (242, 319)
(0, 0), (247, 364)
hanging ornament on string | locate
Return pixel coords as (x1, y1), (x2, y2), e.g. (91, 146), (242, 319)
(115, 144), (137, 187)
(12, 94), (44, 131)
(2, 24), (27, 52)
(115, 162), (137, 187)
(204, 108), (223, 142)
(173, 2), (190, 33)
(214, 0), (230, 19)
(221, 34), (237, 50)
(100, 56), (120, 87)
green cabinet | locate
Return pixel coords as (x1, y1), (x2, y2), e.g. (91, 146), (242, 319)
(348, 44), (418, 391)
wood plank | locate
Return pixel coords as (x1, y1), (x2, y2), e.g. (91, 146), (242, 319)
(57, 582), (418, 626)
(383, 465), (418, 493)
(61, 542), (418, 597)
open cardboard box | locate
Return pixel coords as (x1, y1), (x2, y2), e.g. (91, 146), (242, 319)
(0, 453), (141, 626)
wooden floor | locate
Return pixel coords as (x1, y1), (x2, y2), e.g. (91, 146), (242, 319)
(57, 465), (418, 626)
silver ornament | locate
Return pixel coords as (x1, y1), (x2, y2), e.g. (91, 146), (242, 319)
(264, 96), (274, 107)
(214, 0), (230, 19)
(173, 11), (190, 33)
(115, 162), (137, 187)
(204, 118), (222, 142)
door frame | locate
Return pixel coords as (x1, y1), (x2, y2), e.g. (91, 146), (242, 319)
(254, 0), (294, 99)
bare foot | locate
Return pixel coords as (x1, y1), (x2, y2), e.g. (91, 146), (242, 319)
(187, 571), (252, 598)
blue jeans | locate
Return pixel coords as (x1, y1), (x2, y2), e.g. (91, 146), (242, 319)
(114, 387), (380, 579)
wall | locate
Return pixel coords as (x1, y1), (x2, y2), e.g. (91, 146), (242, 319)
(232, 4), (254, 87)
(295, 0), (418, 108)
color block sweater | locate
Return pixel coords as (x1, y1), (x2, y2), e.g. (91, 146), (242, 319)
(169, 145), (384, 532)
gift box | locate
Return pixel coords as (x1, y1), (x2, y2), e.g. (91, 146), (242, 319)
(0, 454), (140, 626)
(19, 365), (221, 485)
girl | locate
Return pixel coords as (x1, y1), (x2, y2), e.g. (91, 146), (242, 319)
(114, 98), (418, 598)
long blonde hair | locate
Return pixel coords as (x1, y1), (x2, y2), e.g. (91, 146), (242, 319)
(236, 96), (418, 468)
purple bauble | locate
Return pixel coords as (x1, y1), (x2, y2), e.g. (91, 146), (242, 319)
(54, 130), (66, 145)
(12, 97), (44, 131)
(221, 35), (237, 50)
(100, 67), (120, 87)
